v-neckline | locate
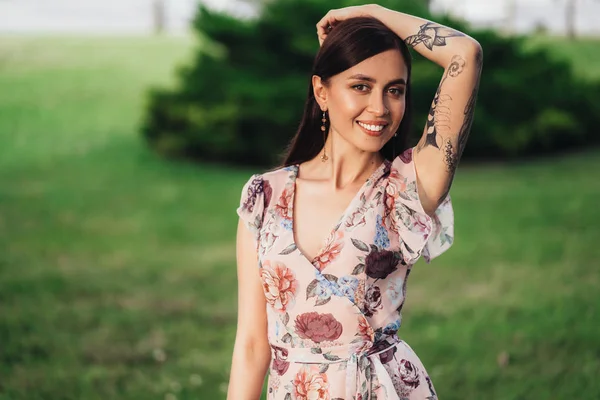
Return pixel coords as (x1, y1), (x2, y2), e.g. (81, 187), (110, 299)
(289, 159), (390, 267)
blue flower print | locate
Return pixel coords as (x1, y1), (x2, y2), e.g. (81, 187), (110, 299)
(382, 317), (402, 335)
(315, 270), (327, 282)
(338, 275), (359, 289)
(280, 218), (293, 231)
(374, 214), (390, 249)
(315, 284), (332, 299)
(341, 285), (356, 303)
(330, 283), (343, 297)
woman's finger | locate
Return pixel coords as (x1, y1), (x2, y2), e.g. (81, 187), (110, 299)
(316, 10), (334, 29)
(316, 16), (331, 38)
(316, 18), (341, 45)
(316, 6), (375, 45)
(316, 26), (333, 46)
(317, 5), (371, 31)
(317, 10), (343, 34)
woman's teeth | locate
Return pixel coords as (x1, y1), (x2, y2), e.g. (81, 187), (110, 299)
(357, 122), (385, 132)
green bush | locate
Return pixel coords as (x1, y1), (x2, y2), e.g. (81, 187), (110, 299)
(141, 0), (600, 166)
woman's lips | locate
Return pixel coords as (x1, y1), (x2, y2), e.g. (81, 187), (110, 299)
(357, 121), (387, 137)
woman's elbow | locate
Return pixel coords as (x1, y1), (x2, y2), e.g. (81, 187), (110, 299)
(234, 333), (271, 364)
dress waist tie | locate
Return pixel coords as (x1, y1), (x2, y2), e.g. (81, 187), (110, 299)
(272, 337), (403, 400)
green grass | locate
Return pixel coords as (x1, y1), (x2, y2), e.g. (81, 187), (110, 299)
(525, 35), (600, 81)
(0, 35), (599, 400)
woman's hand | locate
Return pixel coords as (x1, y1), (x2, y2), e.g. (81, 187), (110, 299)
(316, 4), (383, 46)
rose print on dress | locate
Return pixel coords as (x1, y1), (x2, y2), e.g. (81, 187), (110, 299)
(275, 187), (294, 221)
(350, 315), (375, 354)
(312, 231), (344, 271)
(384, 171), (409, 234)
(386, 168), (408, 200)
(350, 238), (403, 282)
(262, 218), (283, 256)
(271, 344), (290, 376)
(357, 315), (374, 341)
(261, 260), (298, 313)
(345, 205), (368, 230)
(294, 312), (343, 343)
(413, 213), (430, 238)
(382, 189), (396, 230)
(398, 359), (420, 389)
(286, 365), (330, 400)
(362, 285), (383, 317)
(385, 358), (423, 398)
(399, 147), (413, 164)
(241, 175), (273, 214)
(365, 248), (403, 280)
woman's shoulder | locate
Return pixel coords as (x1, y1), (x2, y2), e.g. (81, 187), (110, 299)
(261, 163), (297, 183)
(239, 164), (295, 209)
(240, 163), (294, 186)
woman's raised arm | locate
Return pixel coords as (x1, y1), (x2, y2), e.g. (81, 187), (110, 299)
(317, 4), (483, 214)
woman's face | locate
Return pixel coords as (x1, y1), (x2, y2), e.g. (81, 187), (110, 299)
(314, 49), (408, 154)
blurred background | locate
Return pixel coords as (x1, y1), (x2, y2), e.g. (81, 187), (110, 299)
(0, 0), (598, 399)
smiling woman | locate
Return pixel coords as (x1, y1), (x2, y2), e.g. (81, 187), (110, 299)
(228, 4), (482, 400)
(284, 15), (415, 167)
(314, 50), (408, 151)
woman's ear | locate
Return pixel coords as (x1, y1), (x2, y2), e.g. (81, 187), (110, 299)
(312, 75), (328, 110)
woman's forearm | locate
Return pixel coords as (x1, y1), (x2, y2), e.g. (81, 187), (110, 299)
(371, 5), (481, 67)
(227, 338), (271, 400)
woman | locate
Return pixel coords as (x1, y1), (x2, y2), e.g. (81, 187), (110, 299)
(228, 4), (482, 400)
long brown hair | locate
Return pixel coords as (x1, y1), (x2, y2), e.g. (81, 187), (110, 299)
(279, 16), (413, 167)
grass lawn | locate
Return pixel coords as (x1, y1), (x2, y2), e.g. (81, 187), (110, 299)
(525, 35), (600, 81)
(0, 34), (599, 400)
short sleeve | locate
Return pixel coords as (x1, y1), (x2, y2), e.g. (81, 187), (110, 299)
(236, 174), (271, 248)
(387, 147), (455, 265)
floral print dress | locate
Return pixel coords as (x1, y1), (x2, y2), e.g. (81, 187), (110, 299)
(236, 147), (454, 400)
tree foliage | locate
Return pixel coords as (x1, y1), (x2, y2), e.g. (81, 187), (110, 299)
(141, 0), (600, 166)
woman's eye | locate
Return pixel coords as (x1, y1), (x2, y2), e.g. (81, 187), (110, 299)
(389, 87), (405, 96)
(353, 84), (369, 91)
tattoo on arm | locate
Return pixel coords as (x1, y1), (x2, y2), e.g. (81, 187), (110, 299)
(447, 54), (466, 77)
(416, 55), (465, 153)
(443, 139), (457, 173)
(418, 87), (453, 151)
(438, 50), (484, 202)
(416, 86), (440, 152)
(405, 22), (466, 51)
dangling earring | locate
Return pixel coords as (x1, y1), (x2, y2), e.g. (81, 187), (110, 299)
(392, 132), (398, 159)
(321, 110), (329, 162)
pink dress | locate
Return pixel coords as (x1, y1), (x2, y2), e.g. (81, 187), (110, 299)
(236, 147), (454, 400)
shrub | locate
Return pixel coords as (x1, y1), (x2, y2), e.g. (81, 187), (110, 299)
(141, 0), (600, 166)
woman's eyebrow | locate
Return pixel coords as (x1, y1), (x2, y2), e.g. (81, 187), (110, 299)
(347, 74), (406, 85)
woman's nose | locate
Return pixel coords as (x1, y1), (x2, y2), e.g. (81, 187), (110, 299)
(367, 93), (388, 116)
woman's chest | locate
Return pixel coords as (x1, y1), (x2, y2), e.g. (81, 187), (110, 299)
(291, 182), (369, 266)
(259, 196), (397, 273)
